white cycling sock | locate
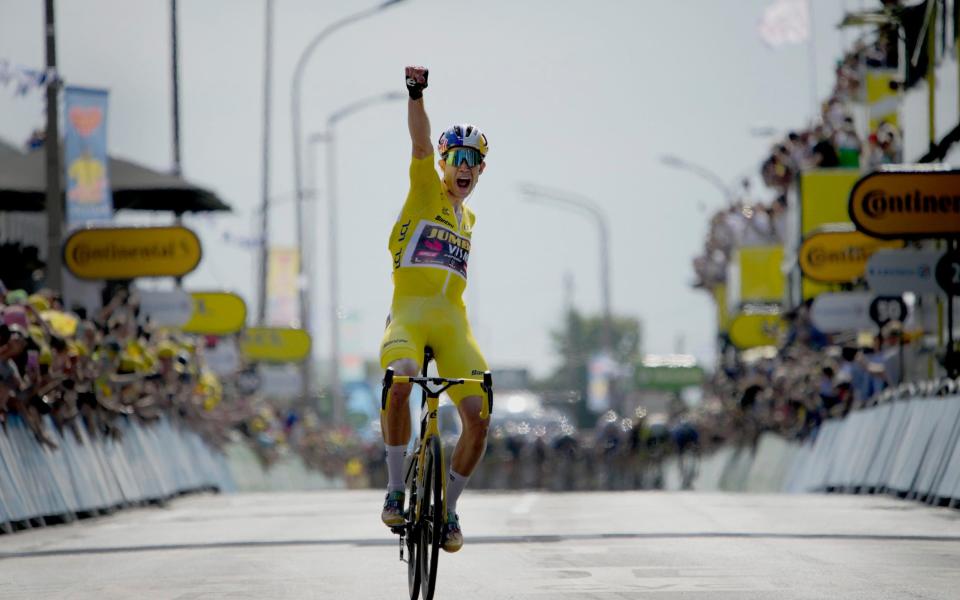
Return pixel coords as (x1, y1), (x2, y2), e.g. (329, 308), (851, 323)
(446, 469), (470, 513)
(385, 445), (406, 492)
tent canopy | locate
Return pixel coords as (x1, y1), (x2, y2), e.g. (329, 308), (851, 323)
(0, 138), (231, 214)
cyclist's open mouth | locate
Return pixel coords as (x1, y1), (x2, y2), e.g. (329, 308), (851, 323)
(455, 176), (471, 190)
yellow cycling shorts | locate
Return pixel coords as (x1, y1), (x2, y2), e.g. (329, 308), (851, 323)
(379, 294), (488, 404)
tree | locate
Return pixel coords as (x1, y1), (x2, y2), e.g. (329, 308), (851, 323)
(536, 309), (643, 425)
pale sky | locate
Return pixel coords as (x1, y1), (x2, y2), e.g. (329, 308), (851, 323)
(0, 0), (871, 376)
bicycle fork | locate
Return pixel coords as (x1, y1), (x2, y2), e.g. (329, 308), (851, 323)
(394, 454), (418, 563)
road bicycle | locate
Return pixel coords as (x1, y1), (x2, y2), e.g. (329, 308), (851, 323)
(381, 347), (493, 600)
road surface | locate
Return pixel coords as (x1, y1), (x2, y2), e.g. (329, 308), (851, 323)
(2, 490), (960, 599)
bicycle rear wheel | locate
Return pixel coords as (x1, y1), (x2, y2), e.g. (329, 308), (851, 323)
(405, 453), (421, 600)
(418, 435), (443, 600)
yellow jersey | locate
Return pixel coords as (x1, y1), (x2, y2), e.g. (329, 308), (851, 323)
(389, 155), (476, 302)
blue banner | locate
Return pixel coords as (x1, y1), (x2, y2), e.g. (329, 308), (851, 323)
(64, 86), (113, 225)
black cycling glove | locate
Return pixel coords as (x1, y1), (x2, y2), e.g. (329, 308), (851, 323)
(405, 67), (428, 100)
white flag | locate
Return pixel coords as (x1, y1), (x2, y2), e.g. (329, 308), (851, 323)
(758, 0), (810, 47)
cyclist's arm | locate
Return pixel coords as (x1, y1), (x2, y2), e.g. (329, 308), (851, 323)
(406, 66), (432, 159)
(408, 98), (432, 159)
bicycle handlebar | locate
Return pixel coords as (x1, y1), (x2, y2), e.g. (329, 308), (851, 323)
(381, 368), (494, 419)
(391, 375), (482, 385)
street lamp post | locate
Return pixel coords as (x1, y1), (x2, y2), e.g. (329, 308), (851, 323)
(519, 183), (613, 353)
(307, 91), (404, 425)
(43, 0), (63, 293)
(659, 154), (736, 205)
(289, 0), (406, 409)
(256, 0), (274, 325)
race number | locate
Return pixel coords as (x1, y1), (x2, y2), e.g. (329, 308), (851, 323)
(869, 295), (907, 327)
(935, 251), (960, 296)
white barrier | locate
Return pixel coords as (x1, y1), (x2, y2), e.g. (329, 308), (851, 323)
(684, 392), (960, 510)
(0, 414), (234, 530)
(779, 393), (960, 506)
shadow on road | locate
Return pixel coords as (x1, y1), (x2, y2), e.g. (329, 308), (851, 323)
(4, 530), (960, 560)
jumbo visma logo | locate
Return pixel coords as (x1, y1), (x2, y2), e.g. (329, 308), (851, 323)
(799, 228), (903, 283)
(849, 170), (960, 239)
(403, 221), (471, 278)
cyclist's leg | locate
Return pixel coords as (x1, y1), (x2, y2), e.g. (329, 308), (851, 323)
(430, 304), (488, 552)
(379, 303), (426, 525)
(381, 357), (418, 446)
(451, 394), (488, 476)
(380, 299), (430, 439)
(432, 307), (490, 500)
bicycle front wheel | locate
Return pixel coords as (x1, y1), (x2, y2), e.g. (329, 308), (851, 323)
(405, 453), (421, 600)
(418, 435), (443, 600)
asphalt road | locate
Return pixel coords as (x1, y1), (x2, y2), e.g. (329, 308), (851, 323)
(2, 490), (960, 599)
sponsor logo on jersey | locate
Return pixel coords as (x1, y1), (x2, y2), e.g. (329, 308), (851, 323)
(434, 215), (456, 229)
(397, 219), (411, 243)
(401, 220), (471, 278)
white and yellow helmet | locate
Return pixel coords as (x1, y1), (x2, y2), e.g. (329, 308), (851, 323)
(437, 123), (488, 158)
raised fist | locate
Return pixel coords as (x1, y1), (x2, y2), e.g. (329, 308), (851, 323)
(405, 66), (428, 100)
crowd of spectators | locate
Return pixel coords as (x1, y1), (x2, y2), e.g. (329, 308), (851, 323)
(2, 277), (912, 493)
(704, 299), (914, 449)
(0, 282), (238, 453)
(0, 277), (378, 491)
(690, 2), (929, 449)
(692, 13), (908, 292)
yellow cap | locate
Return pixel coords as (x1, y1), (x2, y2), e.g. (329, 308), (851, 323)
(156, 341), (178, 359)
(27, 294), (51, 312)
(40, 310), (79, 337)
(118, 352), (145, 373)
(27, 325), (45, 345)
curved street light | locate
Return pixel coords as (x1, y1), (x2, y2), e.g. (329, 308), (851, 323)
(659, 154), (736, 205)
(518, 183), (613, 353)
(306, 90), (405, 424)
(289, 0), (407, 407)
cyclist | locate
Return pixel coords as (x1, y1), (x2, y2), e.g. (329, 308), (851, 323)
(379, 65), (490, 554)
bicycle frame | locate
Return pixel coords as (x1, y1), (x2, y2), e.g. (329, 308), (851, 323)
(381, 351), (493, 600)
(380, 353), (494, 525)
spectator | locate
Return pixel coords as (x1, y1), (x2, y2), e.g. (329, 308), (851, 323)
(866, 121), (903, 168)
(810, 126), (840, 168)
(834, 116), (863, 168)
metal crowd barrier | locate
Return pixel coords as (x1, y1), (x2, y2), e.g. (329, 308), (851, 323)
(0, 415), (234, 532)
(783, 381), (960, 507)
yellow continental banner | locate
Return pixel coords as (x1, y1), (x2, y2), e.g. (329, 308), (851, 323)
(800, 169), (862, 236)
(737, 246), (784, 304)
(64, 226), (202, 280)
(799, 227), (903, 283)
(713, 283), (731, 334)
(728, 311), (783, 350)
(182, 292), (247, 335)
(849, 169), (960, 239)
(802, 277), (839, 301)
(865, 69), (900, 130)
(240, 327), (311, 363)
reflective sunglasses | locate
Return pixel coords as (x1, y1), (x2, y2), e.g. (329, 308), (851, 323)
(443, 147), (483, 168)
